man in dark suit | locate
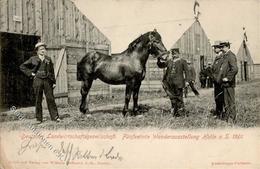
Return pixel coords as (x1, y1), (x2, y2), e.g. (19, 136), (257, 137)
(20, 42), (60, 123)
(211, 41), (225, 119)
(199, 66), (207, 88)
(217, 41), (238, 123)
(157, 48), (190, 117)
(184, 60), (200, 97)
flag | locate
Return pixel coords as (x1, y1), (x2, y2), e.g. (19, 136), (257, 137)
(193, 0), (200, 15)
(243, 27), (248, 42)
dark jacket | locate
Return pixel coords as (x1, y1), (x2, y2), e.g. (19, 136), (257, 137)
(205, 66), (213, 78)
(20, 56), (56, 84)
(199, 69), (207, 81)
(187, 65), (196, 82)
(157, 57), (189, 88)
(212, 53), (225, 83)
(217, 50), (238, 87)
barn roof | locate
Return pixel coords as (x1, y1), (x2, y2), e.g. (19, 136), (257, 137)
(169, 19), (196, 48)
(169, 19), (213, 59)
(237, 40), (254, 64)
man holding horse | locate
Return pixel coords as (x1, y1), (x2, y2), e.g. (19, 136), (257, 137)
(157, 48), (190, 117)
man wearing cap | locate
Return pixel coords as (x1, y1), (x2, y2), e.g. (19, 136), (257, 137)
(157, 48), (190, 117)
(217, 41), (238, 123)
(184, 60), (200, 97)
(211, 41), (225, 119)
(199, 66), (207, 88)
(20, 42), (61, 123)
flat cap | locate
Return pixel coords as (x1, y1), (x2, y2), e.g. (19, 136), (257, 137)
(171, 48), (180, 54)
(35, 42), (47, 49)
(187, 60), (191, 64)
(220, 41), (231, 46)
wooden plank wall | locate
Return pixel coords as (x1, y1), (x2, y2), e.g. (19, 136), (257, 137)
(63, 0), (110, 47)
(253, 64), (260, 79)
(0, 0), (62, 47)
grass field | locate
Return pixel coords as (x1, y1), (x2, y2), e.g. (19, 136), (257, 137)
(0, 80), (259, 130)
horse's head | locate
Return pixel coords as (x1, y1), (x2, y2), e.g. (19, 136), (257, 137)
(147, 29), (168, 58)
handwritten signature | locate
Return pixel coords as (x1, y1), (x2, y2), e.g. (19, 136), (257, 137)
(18, 137), (123, 165)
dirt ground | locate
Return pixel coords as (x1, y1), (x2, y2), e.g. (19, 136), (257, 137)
(0, 80), (259, 130)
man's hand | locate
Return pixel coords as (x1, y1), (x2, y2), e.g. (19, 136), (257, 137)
(32, 73), (36, 77)
(185, 82), (189, 87)
(222, 77), (228, 82)
(53, 84), (56, 89)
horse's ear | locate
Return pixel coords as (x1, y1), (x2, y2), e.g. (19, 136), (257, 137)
(149, 32), (155, 40)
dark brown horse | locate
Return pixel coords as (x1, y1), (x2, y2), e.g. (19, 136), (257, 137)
(77, 29), (167, 116)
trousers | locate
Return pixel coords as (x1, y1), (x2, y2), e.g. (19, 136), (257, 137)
(214, 82), (224, 117)
(223, 87), (236, 121)
(162, 81), (184, 115)
(33, 77), (59, 121)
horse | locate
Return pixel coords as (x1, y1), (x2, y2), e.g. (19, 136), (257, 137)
(77, 29), (167, 116)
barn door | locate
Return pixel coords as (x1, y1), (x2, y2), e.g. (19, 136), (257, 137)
(47, 48), (68, 105)
(200, 55), (205, 71)
(244, 61), (248, 81)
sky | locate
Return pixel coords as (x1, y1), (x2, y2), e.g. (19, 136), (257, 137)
(72, 0), (260, 63)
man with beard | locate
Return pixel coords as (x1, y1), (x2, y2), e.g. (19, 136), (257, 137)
(218, 41), (238, 123)
(157, 48), (190, 117)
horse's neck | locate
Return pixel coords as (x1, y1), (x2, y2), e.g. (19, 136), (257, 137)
(131, 43), (150, 67)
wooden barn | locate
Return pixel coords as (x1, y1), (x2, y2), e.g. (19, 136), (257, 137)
(0, 0), (111, 108)
(171, 19), (214, 83)
(236, 40), (254, 82)
(253, 64), (260, 79)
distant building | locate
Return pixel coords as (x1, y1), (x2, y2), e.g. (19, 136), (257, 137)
(253, 64), (260, 79)
(171, 19), (214, 83)
(236, 40), (254, 82)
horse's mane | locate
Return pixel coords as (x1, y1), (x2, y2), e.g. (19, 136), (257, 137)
(126, 32), (150, 53)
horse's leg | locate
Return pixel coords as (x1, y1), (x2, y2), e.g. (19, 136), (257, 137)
(133, 81), (141, 116)
(122, 81), (134, 116)
(79, 79), (93, 114)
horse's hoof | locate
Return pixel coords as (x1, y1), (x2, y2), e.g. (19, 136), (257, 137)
(122, 111), (127, 117)
(133, 109), (139, 116)
(80, 107), (90, 114)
